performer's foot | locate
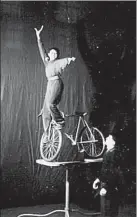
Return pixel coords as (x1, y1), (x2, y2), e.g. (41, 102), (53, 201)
(79, 148), (84, 153)
(52, 120), (65, 129)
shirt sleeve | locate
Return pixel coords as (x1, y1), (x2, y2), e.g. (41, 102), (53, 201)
(37, 38), (48, 65)
(56, 58), (69, 71)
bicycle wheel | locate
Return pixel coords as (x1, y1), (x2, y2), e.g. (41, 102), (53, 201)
(79, 126), (105, 158)
(40, 125), (62, 161)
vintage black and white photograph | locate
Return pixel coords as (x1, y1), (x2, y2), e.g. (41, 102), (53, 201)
(1, 1), (136, 217)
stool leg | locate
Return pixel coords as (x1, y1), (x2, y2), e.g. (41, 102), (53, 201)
(65, 168), (69, 217)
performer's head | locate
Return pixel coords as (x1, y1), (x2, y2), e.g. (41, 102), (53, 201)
(105, 134), (116, 150)
(47, 47), (60, 61)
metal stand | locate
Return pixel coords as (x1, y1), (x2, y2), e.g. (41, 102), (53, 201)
(35, 158), (103, 217)
(65, 167), (69, 217)
(17, 159), (103, 217)
(35, 160), (83, 217)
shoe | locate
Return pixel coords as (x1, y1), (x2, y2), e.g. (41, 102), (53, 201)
(57, 120), (65, 125)
(57, 121), (65, 127)
(55, 123), (64, 130)
(54, 125), (62, 130)
(79, 148), (84, 153)
(52, 120), (65, 129)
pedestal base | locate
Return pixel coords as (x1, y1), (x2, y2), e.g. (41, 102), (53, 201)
(17, 159), (103, 217)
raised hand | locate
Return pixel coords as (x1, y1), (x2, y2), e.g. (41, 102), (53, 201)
(68, 57), (76, 64)
(34, 25), (44, 39)
(71, 57), (76, 61)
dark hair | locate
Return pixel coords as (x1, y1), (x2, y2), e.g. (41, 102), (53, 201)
(48, 47), (60, 58)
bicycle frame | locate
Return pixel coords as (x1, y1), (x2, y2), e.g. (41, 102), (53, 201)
(74, 116), (90, 143)
(65, 114), (93, 145)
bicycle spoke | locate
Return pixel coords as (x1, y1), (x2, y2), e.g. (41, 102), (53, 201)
(92, 143), (97, 156)
(53, 142), (59, 147)
(80, 127), (105, 157)
(47, 144), (55, 158)
(51, 147), (55, 158)
(40, 127), (62, 161)
(50, 131), (58, 142)
(51, 145), (57, 153)
(43, 144), (49, 153)
(45, 150), (50, 158)
(54, 133), (59, 140)
(52, 138), (59, 143)
(44, 145), (50, 156)
(48, 146), (53, 158)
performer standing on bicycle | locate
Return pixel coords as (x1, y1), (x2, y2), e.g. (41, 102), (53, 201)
(34, 25), (76, 135)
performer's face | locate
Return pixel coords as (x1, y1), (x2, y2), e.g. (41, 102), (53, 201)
(105, 135), (115, 150)
(48, 49), (58, 61)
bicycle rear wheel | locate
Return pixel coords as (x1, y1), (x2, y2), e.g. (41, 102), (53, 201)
(80, 127), (105, 158)
(40, 125), (62, 161)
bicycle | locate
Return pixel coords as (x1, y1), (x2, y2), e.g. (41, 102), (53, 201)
(40, 111), (105, 162)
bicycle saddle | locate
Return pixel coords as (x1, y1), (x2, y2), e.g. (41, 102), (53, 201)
(75, 111), (87, 116)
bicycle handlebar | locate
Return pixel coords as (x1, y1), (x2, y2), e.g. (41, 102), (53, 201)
(65, 114), (75, 117)
(65, 112), (88, 117)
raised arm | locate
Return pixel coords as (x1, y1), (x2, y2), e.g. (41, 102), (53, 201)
(34, 25), (48, 64)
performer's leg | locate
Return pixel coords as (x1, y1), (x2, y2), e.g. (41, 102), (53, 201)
(110, 191), (120, 217)
(42, 99), (52, 136)
(100, 195), (105, 217)
(42, 115), (51, 133)
(46, 79), (64, 125)
(100, 195), (111, 217)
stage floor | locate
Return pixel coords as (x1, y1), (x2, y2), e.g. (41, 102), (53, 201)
(1, 203), (135, 217)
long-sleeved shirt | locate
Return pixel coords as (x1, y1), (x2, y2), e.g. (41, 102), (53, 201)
(45, 58), (70, 78)
(37, 38), (70, 79)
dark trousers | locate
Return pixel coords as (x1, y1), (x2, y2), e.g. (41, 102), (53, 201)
(42, 79), (64, 132)
(101, 191), (119, 217)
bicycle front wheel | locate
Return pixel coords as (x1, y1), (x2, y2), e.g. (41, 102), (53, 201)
(40, 126), (62, 162)
(80, 127), (105, 158)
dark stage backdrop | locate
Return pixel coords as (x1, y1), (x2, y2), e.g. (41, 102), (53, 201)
(1, 1), (136, 209)
(1, 5), (95, 208)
